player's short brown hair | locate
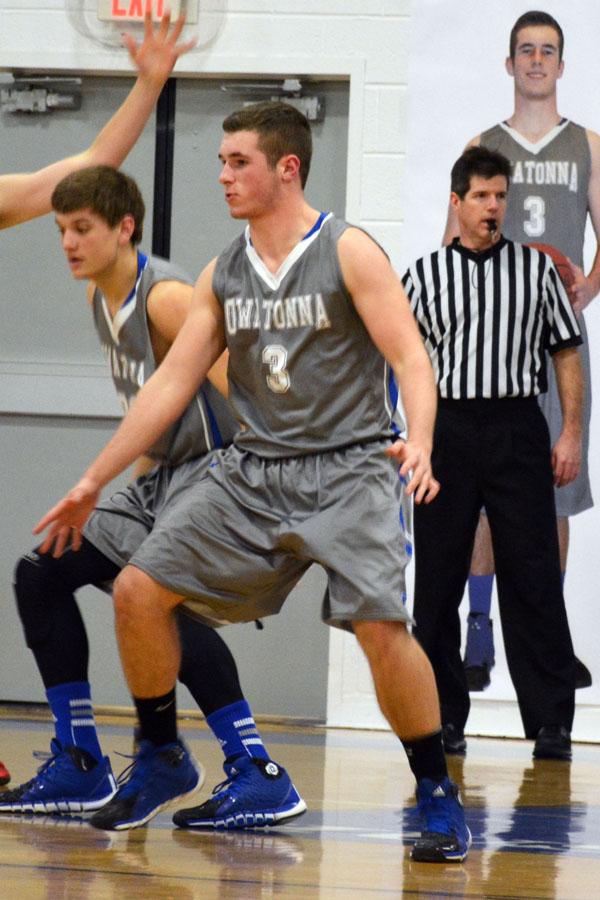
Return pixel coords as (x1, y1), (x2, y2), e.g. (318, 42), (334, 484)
(509, 11), (564, 61)
(51, 165), (145, 245)
(222, 101), (312, 188)
(451, 147), (512, 198)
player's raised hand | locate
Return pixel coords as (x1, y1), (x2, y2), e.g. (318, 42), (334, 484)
(33, 477), (102, 558)
(123, 7), (197, 88)
(386, 438), (440, 504)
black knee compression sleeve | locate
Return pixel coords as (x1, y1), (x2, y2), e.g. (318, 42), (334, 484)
(13, 538), (120, 689)
(177, 610), (244, 717)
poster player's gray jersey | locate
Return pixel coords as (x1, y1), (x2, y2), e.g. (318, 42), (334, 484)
(481, 119), (593, 516)
(212, 214), (399, 457)
(92, 252), (237, 466)
(480, 120), (590, 267)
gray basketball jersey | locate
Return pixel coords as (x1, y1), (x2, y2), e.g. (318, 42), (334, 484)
(480, 120), (590, 267)
(92, 252), (237, 465)
(212, 214), (397, 457)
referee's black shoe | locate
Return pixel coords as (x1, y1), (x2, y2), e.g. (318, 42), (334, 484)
(533, 726), (572, 762)
(442, 724), (467, 756)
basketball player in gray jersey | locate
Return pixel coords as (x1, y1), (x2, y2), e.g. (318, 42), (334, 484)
(218, 214), (397, 456)
(5, 166), (305, 828)
(34, 102), (471, 862)
(0, 9), (192, 790)
(443, 10), (599, 713)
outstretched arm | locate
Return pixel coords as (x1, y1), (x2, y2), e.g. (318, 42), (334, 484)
(34, 260), (225, 555)
(337, 228), (439, 504)
(0, 10), (195, 230)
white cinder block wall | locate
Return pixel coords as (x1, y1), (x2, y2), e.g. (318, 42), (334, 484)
(0, 0), (410, 728)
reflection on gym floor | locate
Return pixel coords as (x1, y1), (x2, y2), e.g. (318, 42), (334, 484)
(0, 715), (599, 898)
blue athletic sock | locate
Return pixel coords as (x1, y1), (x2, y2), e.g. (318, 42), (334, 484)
(207, 700), (270, 762)
(468, 574), (494, 617)
(46, 681), (103, 762)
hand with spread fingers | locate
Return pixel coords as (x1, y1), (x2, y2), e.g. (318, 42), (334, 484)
(386, 439), (440, 504)
(123, 8), (197, 89)
(33, 477), (101, 558)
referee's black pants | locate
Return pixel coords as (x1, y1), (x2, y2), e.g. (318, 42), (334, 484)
(413, 397), (575, 739)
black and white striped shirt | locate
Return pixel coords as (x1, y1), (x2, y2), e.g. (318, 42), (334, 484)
(403, 237), (582, 400)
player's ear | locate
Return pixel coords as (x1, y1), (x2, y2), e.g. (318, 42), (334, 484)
(450, 191), (461, 212)
(119, 214), (136, 245)
(279, 153), (301, 183)
(557, 58), (564, 79)
(505, 55), (514, 77)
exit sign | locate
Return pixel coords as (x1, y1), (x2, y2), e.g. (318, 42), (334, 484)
(97, 1), (198, 23)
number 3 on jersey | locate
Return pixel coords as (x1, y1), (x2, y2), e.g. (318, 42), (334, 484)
(524, 195), (546, 238)
(262, 344), (291, 393)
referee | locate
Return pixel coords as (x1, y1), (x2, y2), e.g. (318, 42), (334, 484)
(403, 146), (581, 761)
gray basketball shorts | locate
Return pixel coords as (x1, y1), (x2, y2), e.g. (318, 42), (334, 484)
(83, 455), (212, 569)
(129, 440), (412, 631)
(539, 317), (593, 517)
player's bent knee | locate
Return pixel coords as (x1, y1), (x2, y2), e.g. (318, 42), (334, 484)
(13, 552), (57, 646)
(113, 565), (177, 617)
(113, 565), (152, 607)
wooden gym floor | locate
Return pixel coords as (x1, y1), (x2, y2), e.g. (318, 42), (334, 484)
(0, 713), (598, 899)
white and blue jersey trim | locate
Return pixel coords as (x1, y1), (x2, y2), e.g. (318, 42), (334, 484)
(244, 212), (333, 291)
(100, 251), (148, 343)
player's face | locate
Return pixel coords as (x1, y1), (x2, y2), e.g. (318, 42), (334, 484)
(55, 208), (126, 280)
(506, 25), (564, 100)
(451, 175), (508, 251)
(218, 130), (280, 219)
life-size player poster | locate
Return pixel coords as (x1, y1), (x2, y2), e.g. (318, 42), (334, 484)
(403, 1), (600, 737)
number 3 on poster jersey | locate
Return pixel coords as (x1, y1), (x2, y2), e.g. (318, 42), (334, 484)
(262, 344), (291, 393)
(523, 195), (546, 238)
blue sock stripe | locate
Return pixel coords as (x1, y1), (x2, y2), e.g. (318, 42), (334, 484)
(46, 681), (103, 762)
(207, 701), (270, 762)
(233, 717), (254, 728)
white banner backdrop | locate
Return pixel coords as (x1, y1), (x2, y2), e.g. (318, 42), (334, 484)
(403, 1), (600, 739)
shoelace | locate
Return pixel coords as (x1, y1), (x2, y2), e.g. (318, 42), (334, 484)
(4, 745), (67, 796)
(4, 744), (82, 801)
(29, 745), (65, 784)
(211, 764), (253, 800)
(421, 791), (459, 834)
(112, 749), (152, 798)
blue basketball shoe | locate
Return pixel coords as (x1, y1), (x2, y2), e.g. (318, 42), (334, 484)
(411, 777), (471, 863)
(0, 739), (116, 814)
(172, 756), (307, 830)
(89, 738), (203, 831)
